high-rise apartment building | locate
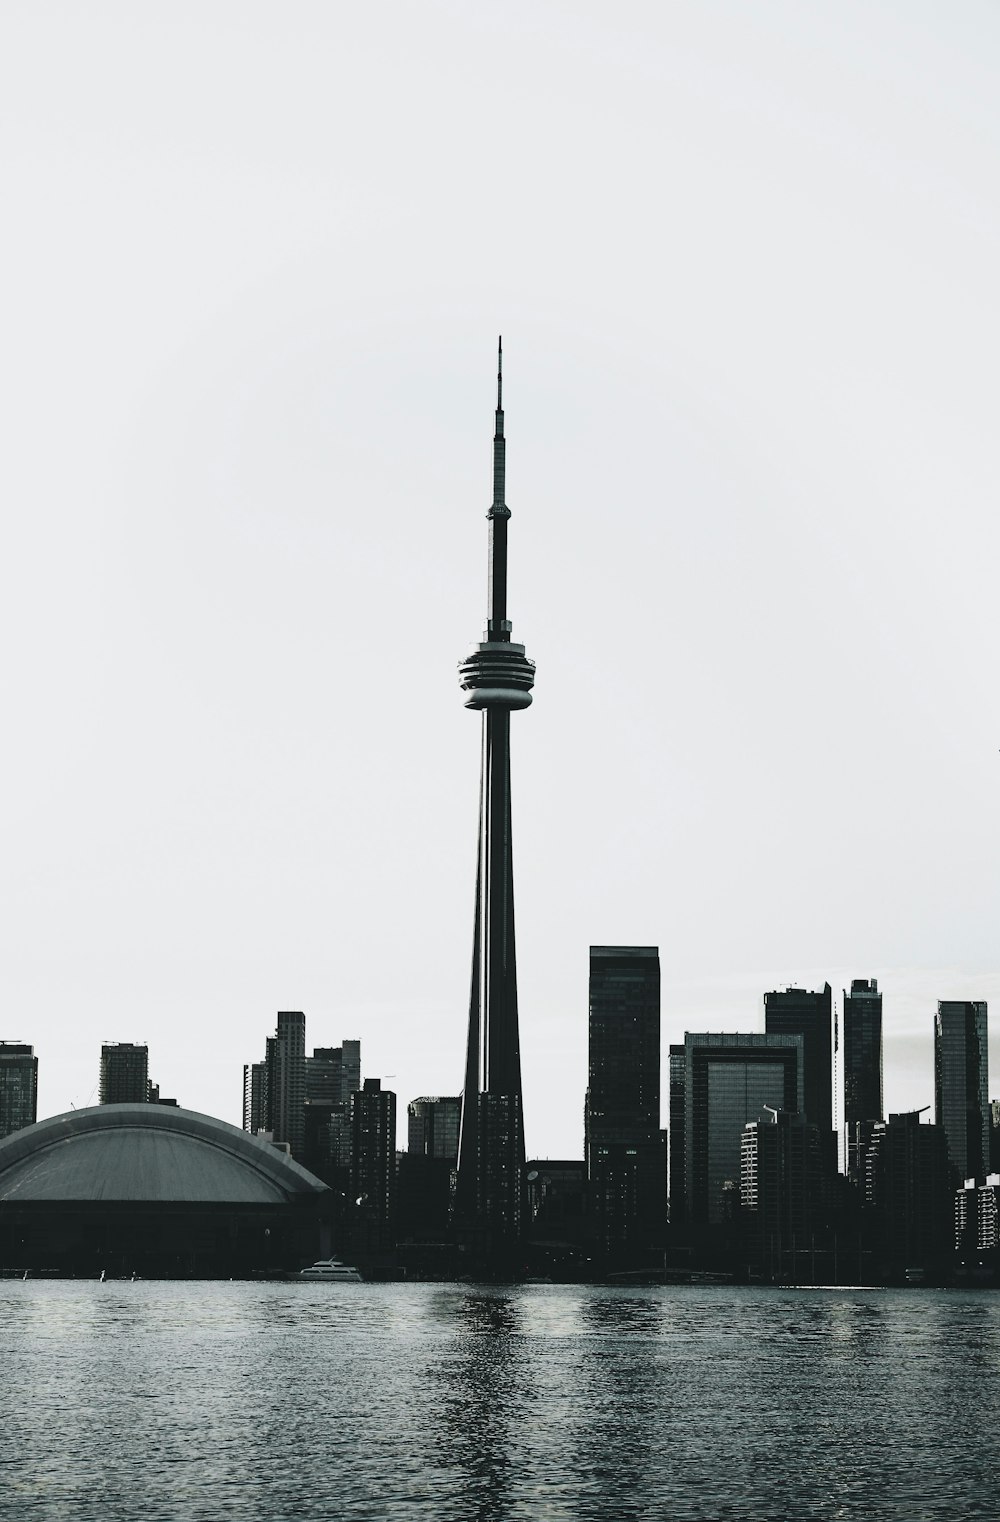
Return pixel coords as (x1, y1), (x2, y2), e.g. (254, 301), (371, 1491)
(243, 1061), (267, 1133)
(351, 1078), (396, 1250)
(681, 1033), (804, 1225)
(668, 1043), (686, 1221)
(305, 1041), (363, 1107)
(870, 1110), (951, 1275)
(740, 1107), (821, 1276)
(0, 1043), (38, 1138)
(843, 978), (883, 1123)
(764, 985), (833, 1136)
(99, 1043), (149, 1104)
(934, 1000), (989, 1182)
(585, 946), (665, 1258)
(266, 1012), (306, 1161)
(455, 345), (535, 1257)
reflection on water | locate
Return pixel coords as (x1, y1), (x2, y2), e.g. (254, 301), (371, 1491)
(3, 1283), (1000, 1520)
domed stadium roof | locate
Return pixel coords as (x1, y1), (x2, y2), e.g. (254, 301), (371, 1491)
(0, 1104), (329, 1205)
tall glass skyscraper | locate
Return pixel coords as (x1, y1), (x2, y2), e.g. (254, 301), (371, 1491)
(934, 1000), (989, 1181)
(764, 984), (833, 1136)
(682, 1033), (804, 1225)
(843, 978), (883, 1123)
(585, 946), (665, 1257)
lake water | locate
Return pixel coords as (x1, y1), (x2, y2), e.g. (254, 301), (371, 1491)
(2, 1282), (999, 1521)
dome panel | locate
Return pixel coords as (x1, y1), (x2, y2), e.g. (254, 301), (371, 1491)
(0, 1104), (328, 1205)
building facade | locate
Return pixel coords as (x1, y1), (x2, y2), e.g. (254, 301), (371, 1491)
(351, 1078), (396, 1252)
(99, 1043), (149, 1105)
(682, 1033), (804, 1226)
(843, 978), (883, 1124)
(934, 1000), (989, 1182)
(408, 1097), (461, 1162)
(0, 1043), (38, 1138)
(264, 1012), (306, 1161)
(585, 946), (665, 1259)
(740, 1107), (821, 1278)
(870, 1110), (951, 1277)
(455, 344), (536, 1259)
(764, 984), (833, 1137)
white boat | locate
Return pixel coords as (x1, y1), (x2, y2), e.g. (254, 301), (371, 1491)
(293, 1257), (363, 1283)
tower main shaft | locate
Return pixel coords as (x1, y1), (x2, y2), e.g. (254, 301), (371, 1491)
(455, 341), (535, 1257)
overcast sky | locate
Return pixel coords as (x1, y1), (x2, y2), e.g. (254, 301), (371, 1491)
(3, 1), (999, 1155)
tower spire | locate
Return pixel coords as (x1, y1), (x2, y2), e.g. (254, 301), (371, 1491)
(455, 345), (536, 1262)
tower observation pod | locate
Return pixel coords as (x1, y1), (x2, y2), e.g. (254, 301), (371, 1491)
(455, 340), (535, 1262)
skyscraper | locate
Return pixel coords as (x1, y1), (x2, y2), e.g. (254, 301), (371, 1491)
(99, 1042), (149, 1104)
(740, 1107), (821, 1278)
(267, 1012), (306, 1161)
(935, 1000), (989, 1182)
(764, 984), (833, 1138)
(585, 946), (666, 1258)
(408, 1096), (461, 1162)
(455, 343), (535, 1257)
(681, 1032), (804, 1225)
(843, 978), (883, 1124)
(0, 1043), (38, 1138)
(351, 1078), (397, 1251)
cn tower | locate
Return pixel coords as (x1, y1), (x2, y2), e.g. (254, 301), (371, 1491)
(455, 340), (535, 1256)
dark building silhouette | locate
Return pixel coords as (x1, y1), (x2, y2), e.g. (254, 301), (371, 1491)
(741, 1106), (821, 1279)
(398, 1097), (462, 1247)
(526, 1160), (586, 1228)
(870, 1110), (951, 1278)
(935, 1000), (989, 1183)
(99, 1042), (149, 1105)
(351, 1078), (396, 1252)
(0, 1043), (38, 1138)
(408, 1096), (461, 1160)
(306, 1040), (361, 1105)
(585, 946), (665, 1260)
(990, 1100), (1000, 1174)
(843, 978), (883, 1124)
(668, 1043), (686, 1222)
(764, 984), (833, 1137)
(455, 343), (535, 1259)
(680, 1033), (803, 1226)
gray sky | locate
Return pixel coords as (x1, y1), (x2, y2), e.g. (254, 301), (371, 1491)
(3, 0), (999, 1154)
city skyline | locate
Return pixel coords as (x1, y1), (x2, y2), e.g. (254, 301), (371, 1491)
(4, 4), (1000, 1157)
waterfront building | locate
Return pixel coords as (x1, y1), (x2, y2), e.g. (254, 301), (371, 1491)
(455, 344), (536, 1258)
(265, 1012), (306, 1161)
(99, 1043), (149, 1105)
(740, 1107), (821, 1277)
(585, 946), (665, 1259)
(846, 1118), (882, 1202)
(399, 1097), (461, 1242)
(870, 1111), (951, 1277)
(0, 1104), (329, 1276)
(764, 984), (833, 1137)
(351, 1078), (396, 1251)
(934, 1001), (989, 1182)
(0, 1043), (38, 1138)
(668, 1043), (686, 1222)
(843, 978), (883, 1124)
(682, 1033), (803, 1226)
